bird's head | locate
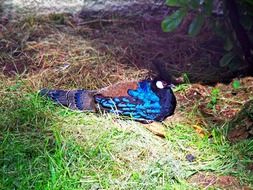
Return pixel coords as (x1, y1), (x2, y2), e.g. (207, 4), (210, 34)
(151, 77), (174, 92)
(149, 77), (177, 120)
(151, 59), (177, 88)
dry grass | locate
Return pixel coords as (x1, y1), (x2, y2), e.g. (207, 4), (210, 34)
(1, 10), (230, 89)
(1, 13), (149, 89)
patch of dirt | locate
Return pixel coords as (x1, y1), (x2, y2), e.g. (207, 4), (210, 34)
(188, 172), (250, 190)
(248, 163), (253, 172)
(76, 8), (230, 84)
(175, 77), (253, 127)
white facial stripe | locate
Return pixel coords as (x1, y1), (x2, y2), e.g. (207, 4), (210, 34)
(156, 81), (164, 89)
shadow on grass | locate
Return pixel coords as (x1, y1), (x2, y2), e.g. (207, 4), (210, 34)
(0, 85), (60, 189)
(0, 82), (124, 189)
(0, 82), (91, 189)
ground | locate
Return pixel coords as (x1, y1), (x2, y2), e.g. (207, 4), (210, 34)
(0, 1), (253, 189)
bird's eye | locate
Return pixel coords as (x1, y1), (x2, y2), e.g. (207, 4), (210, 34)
(156, 81), (165, 89)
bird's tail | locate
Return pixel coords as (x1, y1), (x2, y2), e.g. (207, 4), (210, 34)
(39, 88), (96, 111)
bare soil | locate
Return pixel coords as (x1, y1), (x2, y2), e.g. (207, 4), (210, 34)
(188, 172), (251, 190)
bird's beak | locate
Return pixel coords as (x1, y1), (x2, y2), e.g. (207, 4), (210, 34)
(168, 84), (176, 88)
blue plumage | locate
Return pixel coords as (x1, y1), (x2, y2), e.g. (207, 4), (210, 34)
(95, 81), (165, 121)
(40, 79), (176, 122)
(75, 90), (85, 110)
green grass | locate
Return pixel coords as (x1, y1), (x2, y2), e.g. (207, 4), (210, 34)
(0, 80), (253, 189)
(0, 82), (123, 189)
(165, 124), (253, 181)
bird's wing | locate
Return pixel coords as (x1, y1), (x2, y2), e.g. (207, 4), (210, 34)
(94, 91), (161, 121)
(95, 80), (163, 120)
(97, 81), (138, 97)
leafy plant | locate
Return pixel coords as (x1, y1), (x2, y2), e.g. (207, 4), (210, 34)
(232, 79), (241, 89)
(207, 88), (220, 109)
(183, 72), (191, 83)
(162, 8), (187, 32)
(162, 0), (253, 72)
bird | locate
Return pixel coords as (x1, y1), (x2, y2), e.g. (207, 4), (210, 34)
(39, 78), (176, 123)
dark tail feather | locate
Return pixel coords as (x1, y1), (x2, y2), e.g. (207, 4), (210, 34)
(39, 88), (96, 111)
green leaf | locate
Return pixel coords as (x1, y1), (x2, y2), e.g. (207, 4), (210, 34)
(166, 0), (180, 6)
(189, 0), (200, 9)
(213, 21), (226, 38)
(228, 57), (242, 72)
(203, 0), (213, 16)
(224, 37), (233, 51)
(188, 14), (205, 36)
(166, 0), (188, 7)
(183, 73), (190, 83)
(162, 8), (187, 32)
(232, 80), (240, 89)
(240, 15), (253, 31)
(166, 0), (198, 8)
(219, 52), (236, 67)
(211, 88), (220, 96)
(244, 0), (253, 6)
